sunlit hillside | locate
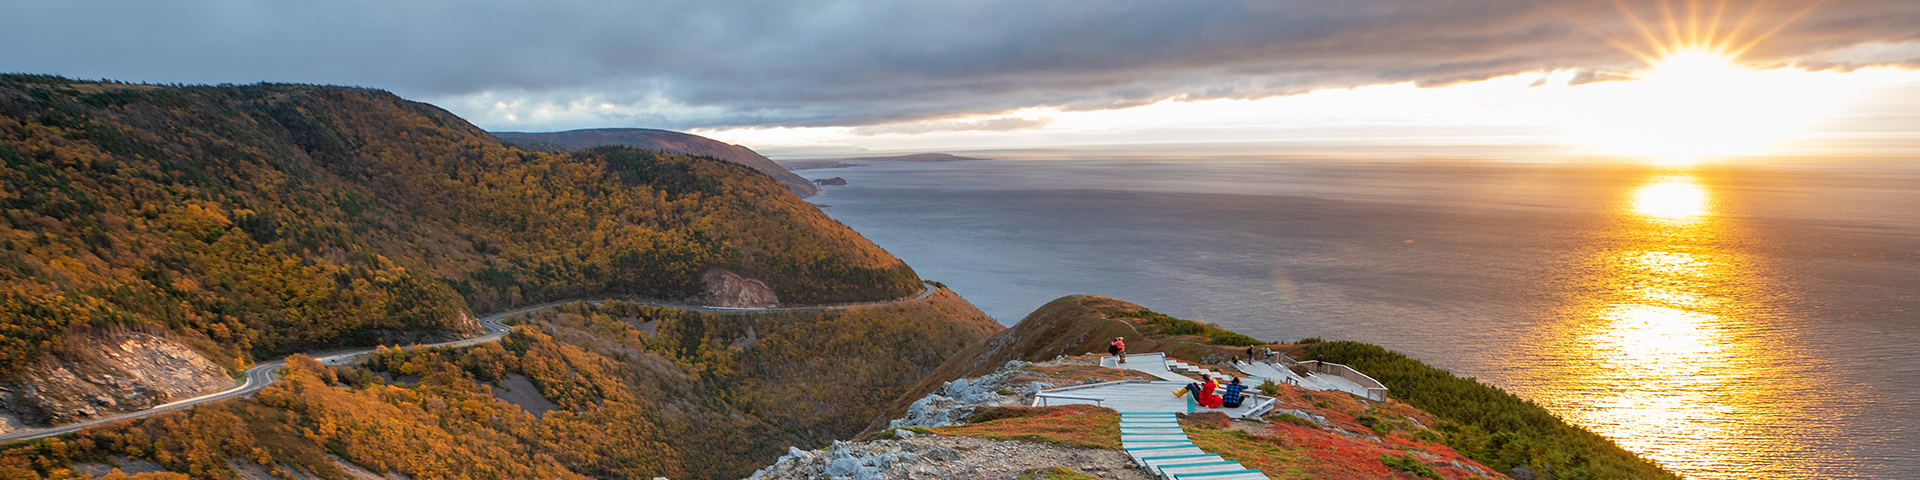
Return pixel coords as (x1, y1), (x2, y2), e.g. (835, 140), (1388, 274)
(0, 74), (920, 377)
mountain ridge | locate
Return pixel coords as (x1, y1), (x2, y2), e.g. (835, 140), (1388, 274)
(491, 128), (821, 198)
(0, 75), (921, 432)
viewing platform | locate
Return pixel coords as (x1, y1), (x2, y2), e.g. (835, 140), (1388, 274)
(1232, 360), (1385, 401)
(1032, 351), (1393, 479)
(1032, 379), (1276, 419)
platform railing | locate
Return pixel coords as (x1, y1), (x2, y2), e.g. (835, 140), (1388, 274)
(1296, 360), (1390, 401)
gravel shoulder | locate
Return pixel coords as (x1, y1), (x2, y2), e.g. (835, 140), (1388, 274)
(749, 434), (1151, 480)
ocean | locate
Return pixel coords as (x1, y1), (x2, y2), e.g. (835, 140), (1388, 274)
(803, 157), (1920, 479)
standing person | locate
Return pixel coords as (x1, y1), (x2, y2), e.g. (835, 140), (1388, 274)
(1109, 337), (1127, 364)
(1246, 346), (1255, 362)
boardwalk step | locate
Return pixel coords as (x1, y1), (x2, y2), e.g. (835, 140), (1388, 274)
(1172, 469), (1265, 479)
(1140, 454), (1220, 464)
(1121, 441), (1190, 449)
(1163, 463), (1247, 476)
(1124, 442), (1194, 450)
(1176, 473), (1269, 480)
(1147, 458), (1234, 476)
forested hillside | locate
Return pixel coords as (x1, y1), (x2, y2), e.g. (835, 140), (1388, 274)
(0, 294), (1001, 480)
(0, 75), (920, 378)
(491, 128), (820, 197)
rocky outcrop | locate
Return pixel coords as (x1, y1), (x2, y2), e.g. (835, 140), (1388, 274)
(0, 331), (234, 429)
(813, 177), (847, 186)
(703, 269), (779, 308)
(757, 358), (1149, 480)
(748, 436), (1146, 480)
(889, 360), (1044, 429)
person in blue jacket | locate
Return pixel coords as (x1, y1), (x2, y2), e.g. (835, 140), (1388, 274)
(1221, 377), (1247, 408)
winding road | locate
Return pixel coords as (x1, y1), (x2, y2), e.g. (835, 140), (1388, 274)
(0, 282), (939, 443)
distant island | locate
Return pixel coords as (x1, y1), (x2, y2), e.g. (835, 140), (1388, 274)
(780, 152), (986, 170)
(782, 159), (869, 170)
(847, 152), (987, 162)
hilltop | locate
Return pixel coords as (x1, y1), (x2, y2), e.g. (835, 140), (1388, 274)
(760, 354), (1503, 480)
(861, 295), (1677, 480)
(490, 128), (820, 197)
(0, 75), (927, 432)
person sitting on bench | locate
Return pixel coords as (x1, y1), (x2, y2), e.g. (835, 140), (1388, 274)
(1221, 377), (1247, 408)
(1174, 376), (1224, 409)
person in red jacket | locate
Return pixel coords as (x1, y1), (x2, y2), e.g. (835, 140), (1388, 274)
(1108, 337), (1126, 364)
(1197, 377), (1224, 408)
(1176, 376), (1225, 408)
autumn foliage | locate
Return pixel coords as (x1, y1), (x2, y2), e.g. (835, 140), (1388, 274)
(0, 292), (998, 479)
(0, 75), (919, 376)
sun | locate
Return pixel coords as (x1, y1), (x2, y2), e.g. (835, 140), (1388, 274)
(1554, 2), (1862, 161)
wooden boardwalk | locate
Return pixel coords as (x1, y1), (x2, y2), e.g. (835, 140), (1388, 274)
(1234, 360), (1374, 399)
(1033, 380), (1275, 419)
(1120, 412), (1270, 480)
(1037, 355), (1282, 480)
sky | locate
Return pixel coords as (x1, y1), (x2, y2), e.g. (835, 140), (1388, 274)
(4, 0), (1920, 157)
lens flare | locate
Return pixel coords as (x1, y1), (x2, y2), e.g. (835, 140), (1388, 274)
(1272, 264), (1301, 305)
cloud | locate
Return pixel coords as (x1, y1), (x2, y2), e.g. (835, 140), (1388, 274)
(3, 0), (1917, 131)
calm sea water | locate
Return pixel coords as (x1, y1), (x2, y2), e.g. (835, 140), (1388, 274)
(805, 158), (1920, 479)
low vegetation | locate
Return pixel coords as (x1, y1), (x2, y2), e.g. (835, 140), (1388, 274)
(934, 405), (1120, 450)
(1304, 340), (1676, 479)
(1109, 309), (1266, 346)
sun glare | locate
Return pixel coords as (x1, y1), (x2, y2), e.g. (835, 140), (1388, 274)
(697, 2), (1920, 159)
(1557, 48), (1863, 161)
(1554, 3), (1872, 161)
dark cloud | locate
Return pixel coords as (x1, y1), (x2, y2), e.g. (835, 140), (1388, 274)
(3, 0), (1916, 130)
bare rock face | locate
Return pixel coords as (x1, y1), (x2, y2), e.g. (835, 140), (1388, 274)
(703, 269), (778, 308)
(0, 331), (235, 427)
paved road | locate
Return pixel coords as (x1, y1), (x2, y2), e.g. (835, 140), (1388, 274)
(0, 282), (939, 443)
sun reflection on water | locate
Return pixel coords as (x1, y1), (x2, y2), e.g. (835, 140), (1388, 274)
(1632, 177), (1711, 222)
(1528, 172), (1816, 479)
